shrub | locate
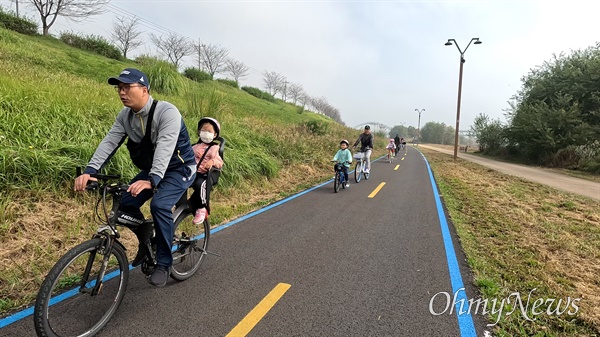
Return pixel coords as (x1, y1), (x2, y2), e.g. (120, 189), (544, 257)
(0, 8), (37, 35)
(183, 67), (212, 82)
(216, 78), (238, 88)
(548, 147), (580, 169)
(303, 120), (329, 135)
(59, 31), (122, 60)
(135, 54), (160, 66)
(141, 59), (187, 95)
(241, 86), (275, 102)
(185, 88), (223, 121)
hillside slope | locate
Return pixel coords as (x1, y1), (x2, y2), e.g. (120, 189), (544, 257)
(0, 27), (387, 314)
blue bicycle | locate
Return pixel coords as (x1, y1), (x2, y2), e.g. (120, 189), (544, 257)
(332, 161), (350, 193)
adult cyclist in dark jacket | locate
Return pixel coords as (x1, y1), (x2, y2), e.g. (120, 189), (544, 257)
(394, 134), (400, 156)
(74, 68), (196, 288)
(353, 125), (374, 173)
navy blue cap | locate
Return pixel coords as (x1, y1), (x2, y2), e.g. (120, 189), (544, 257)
(108, 68), (150, 90)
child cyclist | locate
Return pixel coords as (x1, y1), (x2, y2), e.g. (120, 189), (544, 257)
(387, 139), (396, 159)
(333, 140), (352, 188)
(191, 117), (223, 224)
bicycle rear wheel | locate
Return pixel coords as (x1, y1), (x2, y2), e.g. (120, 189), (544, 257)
(334, 172), (340, 193)
(354, 161), (362, 183)
(171, 211), (210, 281)
(34, 238), (129, 337)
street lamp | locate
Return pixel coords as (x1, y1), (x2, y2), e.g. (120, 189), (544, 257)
(445, 38), (482, 160)
(415, 109), (425, 146)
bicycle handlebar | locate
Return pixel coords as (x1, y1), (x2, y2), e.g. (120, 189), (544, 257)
(89, 173), (121, 181)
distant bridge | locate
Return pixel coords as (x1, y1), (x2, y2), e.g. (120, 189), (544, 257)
(353, 122), (392, 134)
(353, 123), (473, 138)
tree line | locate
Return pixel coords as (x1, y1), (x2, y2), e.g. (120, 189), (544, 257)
(471, 44), (600, 172)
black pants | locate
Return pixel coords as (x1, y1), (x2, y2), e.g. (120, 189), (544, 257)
(190, 173), (212, 214)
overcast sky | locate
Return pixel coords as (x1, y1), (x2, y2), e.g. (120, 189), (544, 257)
(7, 0), (600, 130)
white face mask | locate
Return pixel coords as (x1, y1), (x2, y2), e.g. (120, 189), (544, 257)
(199, 130), (214, 143)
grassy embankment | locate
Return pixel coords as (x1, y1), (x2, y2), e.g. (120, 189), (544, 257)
(423, 148), (599, 336)
(0, 28), (386, 315)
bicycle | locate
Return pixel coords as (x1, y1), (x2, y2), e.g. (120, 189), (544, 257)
(387, 148), (395, 163)
(332, 160), (350, 193)
(353, 148), (371, 183)
(33, 137), (225, 337)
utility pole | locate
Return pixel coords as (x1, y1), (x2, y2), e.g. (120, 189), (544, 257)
(282, 80), (288, 102)
(415, 109), (425, 146)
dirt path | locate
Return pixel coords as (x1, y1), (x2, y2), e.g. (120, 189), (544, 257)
(418, 145), (600, 201)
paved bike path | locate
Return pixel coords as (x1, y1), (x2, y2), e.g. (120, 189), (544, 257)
(1, 147), (489, 336)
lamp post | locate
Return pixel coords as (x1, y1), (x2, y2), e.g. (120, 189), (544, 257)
(415, 109), (424, 146)
(445, 38), (481, 160)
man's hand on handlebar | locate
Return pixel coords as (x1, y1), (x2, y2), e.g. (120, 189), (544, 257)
(127, 180), (152, 197)
(74, 174), (97, 192)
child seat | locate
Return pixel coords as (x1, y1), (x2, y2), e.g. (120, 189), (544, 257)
(207, 136), (225, 187)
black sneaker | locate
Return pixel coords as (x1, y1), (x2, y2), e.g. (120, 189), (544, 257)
(148, 265), (170, 288)
(131, 244), (146, 267)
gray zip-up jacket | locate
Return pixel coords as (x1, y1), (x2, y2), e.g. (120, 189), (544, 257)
(84, 96), (195, 187)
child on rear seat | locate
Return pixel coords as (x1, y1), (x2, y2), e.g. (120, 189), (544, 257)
(191, 117), (223, 224)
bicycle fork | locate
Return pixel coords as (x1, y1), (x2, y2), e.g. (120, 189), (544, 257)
(80, 236), (114, 296)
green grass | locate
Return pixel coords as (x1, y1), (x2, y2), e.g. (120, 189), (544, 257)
(0, 27), (388, 315)
(424, 149), (600, 336)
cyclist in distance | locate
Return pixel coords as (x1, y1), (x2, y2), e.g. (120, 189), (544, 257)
(73, 68), (197, 288)
(333, 139), (352, 188)
(353, 125), (374, 173)
(394, 133), (400, 156)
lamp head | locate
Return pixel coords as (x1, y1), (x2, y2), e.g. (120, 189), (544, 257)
(474, 38), (482, 45)
(444, 40), (453, 46)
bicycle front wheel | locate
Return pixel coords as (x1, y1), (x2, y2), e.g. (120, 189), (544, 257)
(354, 162), (362, 183)
(171, 211), (210, 281)
(34, 238), (129, 337)
(334, 172), (340, 193)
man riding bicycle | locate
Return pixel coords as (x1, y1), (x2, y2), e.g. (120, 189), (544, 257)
(352, 125), (374, 173)
(74, 68), (197, 288)
(394, 133), (400, 156)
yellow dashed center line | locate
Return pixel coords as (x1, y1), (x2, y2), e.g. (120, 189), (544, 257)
(394, 165), (400, 171)
(226, 283), (291, 337)
(368, 182), (386, 198)
(401, 157), (405, 161)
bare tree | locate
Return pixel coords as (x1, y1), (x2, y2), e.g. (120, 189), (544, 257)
(28, 0), (109, 36)
(224, 58), (249, 85)
(287, 83), (303, 105)
(298, 93), (310, 110)
(111, 16), (143, 59)
(311, 96), (328, 114)
(150, 32), (193, 69)
(28, 0), (110, 36)
(262, 71), (285, 97)
(277, 77), (288, 102)
(195, 42), (229, 77)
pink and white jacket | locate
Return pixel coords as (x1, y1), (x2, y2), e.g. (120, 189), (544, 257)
(192, 142), (223, 174)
